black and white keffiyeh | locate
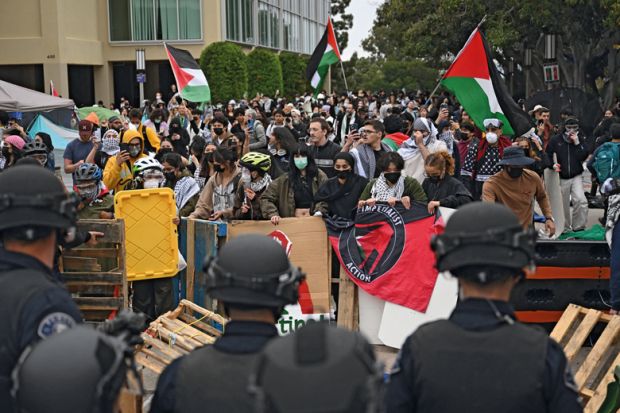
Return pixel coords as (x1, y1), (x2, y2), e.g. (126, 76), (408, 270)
(174, 176), (200, 210)
(370, 173), (405, 201)
(250, 174), (272, 192)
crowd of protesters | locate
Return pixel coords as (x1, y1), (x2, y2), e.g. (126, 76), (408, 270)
(2, 87), (620, 317)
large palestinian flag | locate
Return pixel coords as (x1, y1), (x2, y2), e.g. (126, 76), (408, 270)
(164, 44), (211, 102)
(306, 17), (341, 96)
(327, 203), (442, 313)
(441, 28), (531, 136)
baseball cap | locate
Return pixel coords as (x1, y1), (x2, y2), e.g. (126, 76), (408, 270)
(78, 120), (94, 139)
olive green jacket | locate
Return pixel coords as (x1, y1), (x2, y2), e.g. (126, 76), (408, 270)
(260, 171), (328, 218)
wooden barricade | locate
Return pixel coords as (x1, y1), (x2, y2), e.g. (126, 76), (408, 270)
(61, 219), (127, 324)
(337, 266), (359, 331)
(135, 299), (228, 375)
(551, 304), (620, 412)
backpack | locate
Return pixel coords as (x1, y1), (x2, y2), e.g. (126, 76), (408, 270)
(594, 142), (620, 182)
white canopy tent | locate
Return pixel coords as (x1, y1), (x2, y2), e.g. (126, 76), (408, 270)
(0, 80), (74, 112)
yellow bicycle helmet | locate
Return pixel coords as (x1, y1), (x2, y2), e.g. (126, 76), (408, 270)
(240, 152), (272, 172)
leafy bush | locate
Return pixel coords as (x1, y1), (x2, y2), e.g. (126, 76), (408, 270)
(199, 42), (248, 103)
(247, 48), (283, 98)
(279, 52), (310, 97)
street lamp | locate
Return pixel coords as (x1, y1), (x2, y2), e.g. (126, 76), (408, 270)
(524, 47), (533, 99)
(136, 49), (146, 107)
(544, 33), (556, 61)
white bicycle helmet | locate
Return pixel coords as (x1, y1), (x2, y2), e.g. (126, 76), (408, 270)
(132, 157), (163, 177)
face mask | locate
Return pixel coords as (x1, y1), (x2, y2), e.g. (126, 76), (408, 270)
(213, 127), (224, 135)
(241, 168), (251, 184)
(155, 118), (162, 124)
(159, 148), (173, 155)
(128, 147), (141, 157)
(384, 172), (401, 184)
(337, 170), (351, 180)
(214, 164), (225, 173)
(78, 185), (99, 201)
(506, 167), (524, 178)
(485, 132), (498, 144)
(426, 176), (441, 184)
(205, 152), (214, 163)
(294, 156), (308, 170)
(164, 171), (176, 181)
(144, 179), (161, 189)
(458, 131), (470, 141)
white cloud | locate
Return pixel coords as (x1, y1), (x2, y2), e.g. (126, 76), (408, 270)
(340, 0), (381, 61)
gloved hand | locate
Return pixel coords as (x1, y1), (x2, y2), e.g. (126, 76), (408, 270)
(99, 310), (147, 346)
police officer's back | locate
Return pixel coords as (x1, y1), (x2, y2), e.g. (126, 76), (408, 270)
(385, 202), (583, 413)
(150, 234), (304, 413)
(0, 165), (82, 411)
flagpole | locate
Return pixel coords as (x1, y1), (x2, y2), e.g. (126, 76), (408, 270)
(339, 59), (349, 94)
(425, 14), (487, 106)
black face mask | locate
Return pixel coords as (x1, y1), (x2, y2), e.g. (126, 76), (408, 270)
(506, 167), (524, 178)
(214, 164), (225, 173)
(426, 176), (441, 184)
(159, 148), (173, 155)
(459, 132), (471, 141)
(164, 171), (176, 181)
(384, 172), (401, 184)
(337, 170), (351, 180)
(205, 152), (214, 163)
(213, 127), (224, 135)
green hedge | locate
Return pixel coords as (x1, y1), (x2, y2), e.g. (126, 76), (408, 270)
(279, 52), (310, 97)
(199, 42), (248, 103)
(247, 48), (283, 98)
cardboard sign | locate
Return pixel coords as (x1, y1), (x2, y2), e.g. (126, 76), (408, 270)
(227, 217), (331, 314)
(276, 304), (330, 336)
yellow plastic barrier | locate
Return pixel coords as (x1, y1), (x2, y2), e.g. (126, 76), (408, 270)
(114, 188), (179, 281)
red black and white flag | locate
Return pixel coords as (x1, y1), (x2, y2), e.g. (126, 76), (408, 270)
(328, 203), (443, 313)
(164, 43), (211, 102)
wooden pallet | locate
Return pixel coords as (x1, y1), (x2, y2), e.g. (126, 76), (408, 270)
(135, 299), (228, 375)
(551, 304), (620, 412)
(337, 266), (359, 331)
(61, 219), (127, 324)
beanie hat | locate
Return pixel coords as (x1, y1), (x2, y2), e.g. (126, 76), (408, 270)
(4, 135), (25, 150)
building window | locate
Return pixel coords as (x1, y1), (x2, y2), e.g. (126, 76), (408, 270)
(226, 0), (254, 43)
(108, 0), (201, 42)
(258, 1), (279, 48)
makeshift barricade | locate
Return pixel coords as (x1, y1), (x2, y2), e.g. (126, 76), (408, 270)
(513, 240), (611, 329)
(135, 299), (227, 375)
(61, 219), (128, 324)
(551, 304), (620, 412)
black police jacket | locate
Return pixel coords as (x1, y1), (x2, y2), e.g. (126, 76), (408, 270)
(384, 298), (583, 413)
(150, 321), (278, 413)
(0, 249), (82, 412)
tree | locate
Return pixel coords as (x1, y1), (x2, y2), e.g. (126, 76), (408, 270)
(199, 42), (247, 103)
(363, 0), (620, 107)
(331, 0), (353, 52)
(247, 48), (284, 98)
(279, 52), (310, 97)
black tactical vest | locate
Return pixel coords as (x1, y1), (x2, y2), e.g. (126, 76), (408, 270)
(175, 345), (261, 413)
(408, 319), (548, 413)
(0, 269), (68, 412)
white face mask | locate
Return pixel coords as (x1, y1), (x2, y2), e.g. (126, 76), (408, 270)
(486, 132), (498, 144)
(144, 179), (161, 189)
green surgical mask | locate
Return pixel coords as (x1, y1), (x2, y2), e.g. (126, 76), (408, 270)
(294, 156), (308, 170)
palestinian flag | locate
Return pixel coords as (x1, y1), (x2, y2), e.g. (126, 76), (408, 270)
(326, 203), (442, 313)
(441, 28), (531, 136)
(164, 44), (211, 102)
(306, 17), (341, 96)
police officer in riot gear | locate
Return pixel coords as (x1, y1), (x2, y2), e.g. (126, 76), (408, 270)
(250, 321), (384, 413)
(150, 234), (304, 413)
(0, 165), (83, 411)
(11, 319), (143, 413)
(385, 202), (583, 413)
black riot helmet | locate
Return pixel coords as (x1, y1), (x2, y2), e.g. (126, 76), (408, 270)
(0, 164), (78, 239)
(430, 202), (536, 283)
(250, 322), (383, 413)
(204, 234), (304, 308)
(11, 326), (137, 413)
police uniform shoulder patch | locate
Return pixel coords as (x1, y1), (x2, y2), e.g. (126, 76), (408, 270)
(37, 312), (76, 338)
